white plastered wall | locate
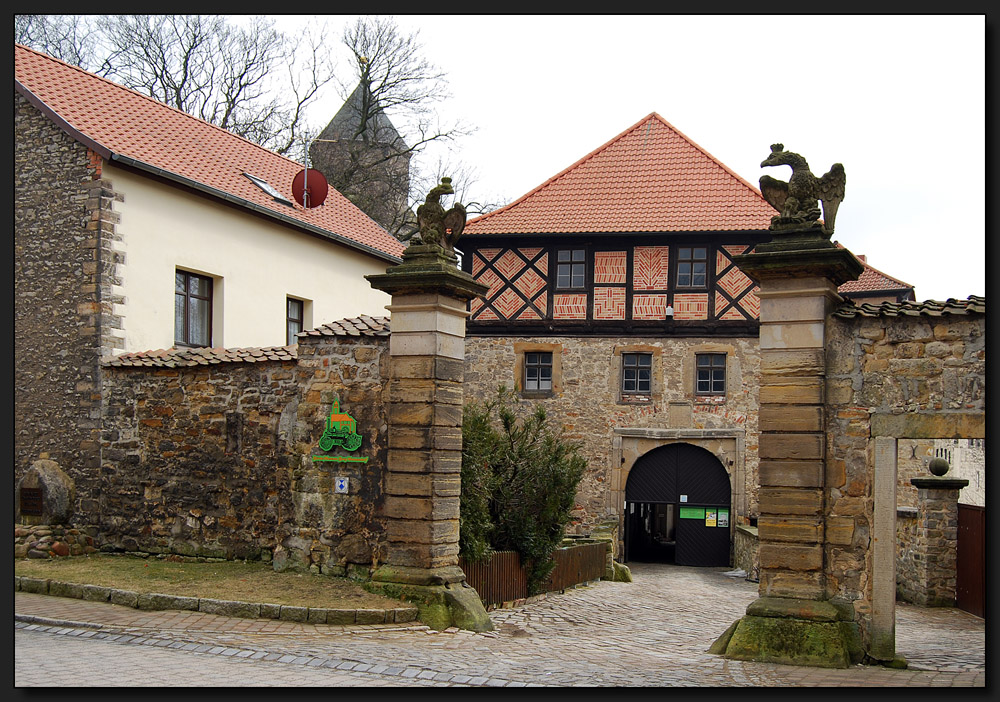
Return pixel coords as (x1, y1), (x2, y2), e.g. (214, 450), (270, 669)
(109, 163), (393, 353)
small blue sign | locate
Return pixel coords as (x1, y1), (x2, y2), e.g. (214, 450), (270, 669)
(335, 477), (349, 494)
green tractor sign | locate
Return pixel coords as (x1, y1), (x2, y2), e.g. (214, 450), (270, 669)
(318, 399), (363, 452)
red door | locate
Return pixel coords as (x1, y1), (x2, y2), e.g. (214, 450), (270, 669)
(956, 504), (985, 618)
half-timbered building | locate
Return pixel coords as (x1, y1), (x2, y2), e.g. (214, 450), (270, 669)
(460, 113), (785, 567)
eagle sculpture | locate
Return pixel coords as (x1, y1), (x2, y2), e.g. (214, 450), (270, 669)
(415, 177), (466, 254)
(759, 144), (845, 235)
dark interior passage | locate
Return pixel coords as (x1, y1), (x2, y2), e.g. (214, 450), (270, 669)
(624, 443), (732, 567)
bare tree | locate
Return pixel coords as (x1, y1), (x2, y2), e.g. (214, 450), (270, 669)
(16, 14), (335, 157)
(309, 17), (476, 239)
(15, 15), (98, 67)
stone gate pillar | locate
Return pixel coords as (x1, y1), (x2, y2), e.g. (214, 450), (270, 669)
(710, 228), (864, 668)
(907, 475), (969, 606)
(366, 241), (492, 632)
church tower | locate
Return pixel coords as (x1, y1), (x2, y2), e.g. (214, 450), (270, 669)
(309, 80), (415, 238)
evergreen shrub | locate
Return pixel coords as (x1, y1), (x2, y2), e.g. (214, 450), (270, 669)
(460, 386), (587, 594)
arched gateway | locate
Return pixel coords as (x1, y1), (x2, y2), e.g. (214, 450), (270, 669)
(624, 443), (731, 567)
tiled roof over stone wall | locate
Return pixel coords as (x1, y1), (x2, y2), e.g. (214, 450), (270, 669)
(103, 316), (391, 366)
(104, 345), (296, 368)
(832, 296), (984, 319)
(298, 315), (390, 338)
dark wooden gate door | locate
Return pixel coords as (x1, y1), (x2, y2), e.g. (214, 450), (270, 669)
(625, 443), (731, 567)
(956, 504), (985, 618)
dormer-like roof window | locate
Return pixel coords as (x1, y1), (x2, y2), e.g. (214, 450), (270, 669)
(244, 172), (293, 207)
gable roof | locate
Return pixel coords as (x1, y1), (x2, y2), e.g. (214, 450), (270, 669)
(15, 44), (404, 263)
(834, 244), (915, 297)
(465, 112), (776, 235)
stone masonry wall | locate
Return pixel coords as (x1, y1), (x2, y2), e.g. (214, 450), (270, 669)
(895, 508), (920, 601)
(15, 91), (122, 525)
(99, 333), (389, 571)
(464, 335), (760, 534)
(824, 308), (984, 637)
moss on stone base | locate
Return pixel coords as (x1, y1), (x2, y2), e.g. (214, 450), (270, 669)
(721, 615), (852, 668)
(364, 579), (493, 632)
(612, 561), (632, 582)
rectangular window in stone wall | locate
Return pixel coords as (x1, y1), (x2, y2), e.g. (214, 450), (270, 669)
(524, 352), (553, 392)
(175, 270), (213, 347)
(696, 353), (726, 395)
(622, 353), (652, 394)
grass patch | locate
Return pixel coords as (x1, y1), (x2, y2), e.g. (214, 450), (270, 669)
(15, 554), (405, 610)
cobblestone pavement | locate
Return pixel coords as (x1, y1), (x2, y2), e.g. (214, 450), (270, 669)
(14, 562), (985, 687)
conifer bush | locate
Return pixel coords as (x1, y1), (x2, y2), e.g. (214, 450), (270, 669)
(460, 386), (587, 594)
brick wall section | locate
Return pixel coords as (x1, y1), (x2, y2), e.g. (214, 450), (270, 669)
(824, 305), (984, 633)
(464, 335), (760, 532)
(100, 333), (389, 565)
(15, 91), (115, 523)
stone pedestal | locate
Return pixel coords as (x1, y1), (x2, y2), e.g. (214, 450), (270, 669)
(905, 477), (968, 607)
(711, 229), (866, 668)
(365, 243), (493, 631)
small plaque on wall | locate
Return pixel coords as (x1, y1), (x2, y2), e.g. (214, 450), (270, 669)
(20, 487), (43, 516)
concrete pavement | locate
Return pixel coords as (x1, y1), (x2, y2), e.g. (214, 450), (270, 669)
(14, 562), (985, 687)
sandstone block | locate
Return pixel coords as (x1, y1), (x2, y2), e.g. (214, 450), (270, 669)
(758, 570), (825, 599)
(758, 516), (823, 543)
(759, 487), (823, 515)
(386, 518), (459, 544)
(826, 516), (854, 546)
(759, 405), (823, 433)
(760, 349), (825, 376)
(759, 380), (823, 405)
(759, 434), (824, 461)
(758, 460), (824, 488)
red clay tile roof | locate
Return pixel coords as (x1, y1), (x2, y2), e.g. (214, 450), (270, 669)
(102, 316), (390, 366)
(833, 295), (984, 319)
(103, 346), (296, 368)
(834, 243), (914, 295)
(15, 44), (404, 262)
(299, 315), (390, 337)
(465, 113), (776, 235)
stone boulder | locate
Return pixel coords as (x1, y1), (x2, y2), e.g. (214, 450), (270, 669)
(17, 459), (75, 525)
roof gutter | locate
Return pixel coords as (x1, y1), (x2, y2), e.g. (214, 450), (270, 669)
(15, 80), (402, 265)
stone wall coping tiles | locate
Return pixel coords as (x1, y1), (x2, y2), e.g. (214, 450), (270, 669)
(101, 315), (392, 367)
(104, 345), (297, 368)
(832, 295), (984, 319)
(301, 315), (390, 338)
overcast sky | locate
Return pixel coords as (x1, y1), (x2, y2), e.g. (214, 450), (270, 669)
(273, 14), (985, 303)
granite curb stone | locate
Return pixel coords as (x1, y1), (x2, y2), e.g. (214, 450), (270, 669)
(14, 575), (419, 625)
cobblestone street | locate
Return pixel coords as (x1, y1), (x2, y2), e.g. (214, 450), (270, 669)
(15, 562), (985, 687)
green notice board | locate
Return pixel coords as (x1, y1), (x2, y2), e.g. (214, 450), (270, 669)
(679, 507), (705, 520)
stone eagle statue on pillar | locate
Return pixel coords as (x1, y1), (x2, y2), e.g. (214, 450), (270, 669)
(415, 177), (466, 254)
(759, 144), (846, 235)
